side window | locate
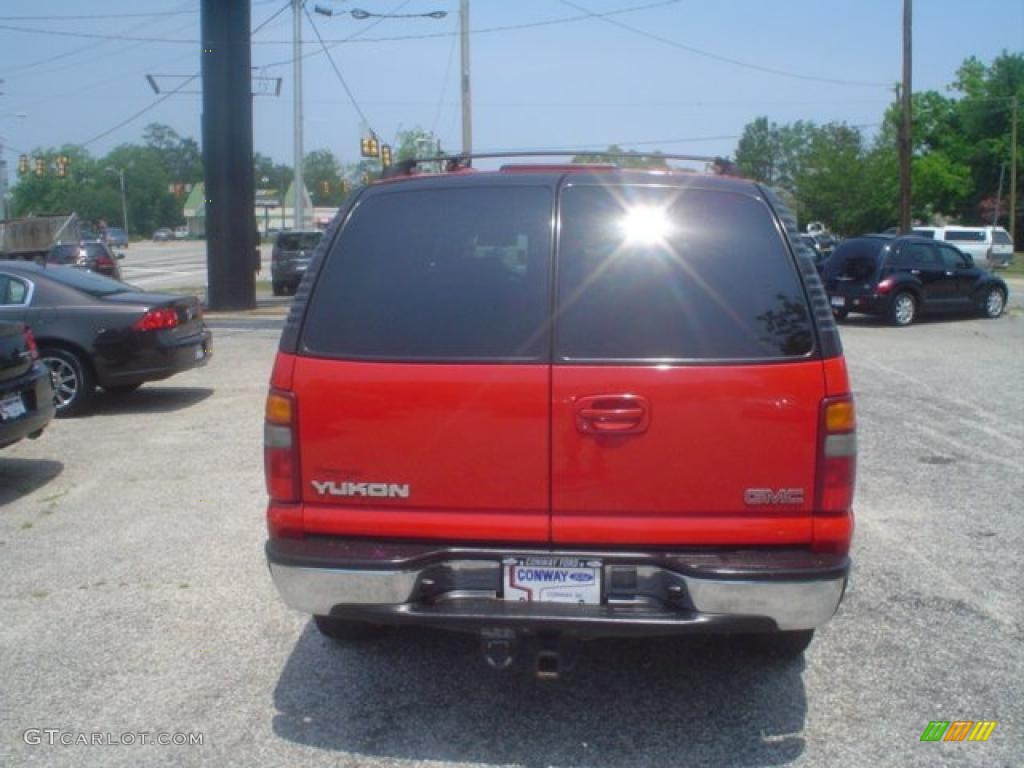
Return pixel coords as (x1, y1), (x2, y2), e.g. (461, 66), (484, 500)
(939, 246), (967, 270)
(302, 186), (553, 361)
(556, 185), (813, 361)
(903, 242), (937, 267)
(0, 275), (29, 305)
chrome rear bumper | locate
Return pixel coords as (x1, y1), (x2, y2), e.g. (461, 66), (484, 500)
(267, 539), (848, 633)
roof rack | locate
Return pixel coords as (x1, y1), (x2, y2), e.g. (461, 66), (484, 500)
(382, 150), (737, 178)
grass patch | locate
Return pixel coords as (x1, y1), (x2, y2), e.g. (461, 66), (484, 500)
(1002, 254), (1024, 277)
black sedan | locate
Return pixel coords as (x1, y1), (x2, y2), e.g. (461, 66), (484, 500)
(0, 262), (211, 416)
(823, 234), (1008, 326)
(0, 320), (55, 448)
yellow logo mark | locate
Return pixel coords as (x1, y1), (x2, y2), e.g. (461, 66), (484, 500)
(968, 721), (997, 742)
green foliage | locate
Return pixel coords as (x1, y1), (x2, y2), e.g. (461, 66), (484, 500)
(303, 148), (345, 206)
(573, 144), (667, 169)
(732, 51), (1023, 235)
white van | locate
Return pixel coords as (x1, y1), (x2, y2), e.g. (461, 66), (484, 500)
(918, 226), (1014, 269)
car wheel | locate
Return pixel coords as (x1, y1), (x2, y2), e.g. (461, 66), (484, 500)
(272, 281), (285, 297)
(745, 629), (815, 659)
(40, 347), (95, 417)
(832, 308), (849, 321)
(981, 287), (1006, 319)
(103, 383), (142, 395)
(889, 292), (917, 326)
(313, 615), (386, 644)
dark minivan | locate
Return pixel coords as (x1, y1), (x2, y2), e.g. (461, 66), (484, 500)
(271, 230), (323, 296)
(824, 235), (1008, 326)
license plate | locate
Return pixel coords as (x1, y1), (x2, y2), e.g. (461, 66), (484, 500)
(0, 394), (26, 421)
(830, 296), (846, 307)
(503, 557), (602, 605)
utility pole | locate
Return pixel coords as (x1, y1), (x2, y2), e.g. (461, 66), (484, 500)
(1010, 96), (1017, 244)
(293, 0), (305, 230)
(899, 0), (912, 233)
(460, 0), (472, 155)
(107, 167), (128, 233)
(201, 0), (256, 310)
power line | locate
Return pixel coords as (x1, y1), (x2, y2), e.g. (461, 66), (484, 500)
(79, 1), (291, 149)
(0, 1), (684, 52)
(0, 0), (197, 76)
(430, 15), (460, 135)
(303, 5), (375, 134)
(558, 0), (891, 88)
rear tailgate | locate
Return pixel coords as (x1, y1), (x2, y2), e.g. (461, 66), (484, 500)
(551, 181), (827, 546)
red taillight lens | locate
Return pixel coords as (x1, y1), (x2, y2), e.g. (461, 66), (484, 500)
(95, 254), (114, 268)
(132, 307), (180, 331)
(265, 390), (302, 532)
(814, 396), (857, 554)
(876, 278), (894, 294)
(23, 327), (39, 360)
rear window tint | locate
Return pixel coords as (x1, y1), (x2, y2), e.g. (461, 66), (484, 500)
(827, 239), (885, 280)
(302, 186), (552, 361)
(943, 230), (986, 242)
(277, 232), (322, 250)
(50, 244), (82, 264)
(993, 231), (1012, 246)
(556, 185), (813, 361)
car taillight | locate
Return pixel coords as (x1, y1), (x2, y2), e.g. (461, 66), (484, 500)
(95, 254), (114, 268)
(132, 307), (180, 331)
(265, 389), (302, 535)
(23, 327), (39, 360)
(814, 395), (856, 554)
(876, 278), (894, 294)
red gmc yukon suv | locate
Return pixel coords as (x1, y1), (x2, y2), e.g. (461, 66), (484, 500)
(265, 161), (855, 671)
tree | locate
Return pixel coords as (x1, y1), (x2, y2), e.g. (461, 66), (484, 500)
(254, 152), (293, 200)
(303, 149), (345, 206)
(143, 123), (202, 184)
(572, 144), (667, 169)
(394, 127), (443, 162)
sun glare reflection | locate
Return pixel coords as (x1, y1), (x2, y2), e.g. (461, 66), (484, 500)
(618, 206), (673, 246)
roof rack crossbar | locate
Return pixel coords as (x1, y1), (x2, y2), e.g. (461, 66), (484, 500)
(382, 150), (734, 178)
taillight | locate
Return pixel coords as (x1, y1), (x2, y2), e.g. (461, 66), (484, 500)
(814, 395), (856, 554)
(23, 327), (39, 360)
(876, 278), (894, 294)
(132, 307), (180, 331)
(265, 389), (302, 536)
(95, 254), (114, 268)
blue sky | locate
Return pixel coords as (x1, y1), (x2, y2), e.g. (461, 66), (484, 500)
(1, 0), (1022, 174)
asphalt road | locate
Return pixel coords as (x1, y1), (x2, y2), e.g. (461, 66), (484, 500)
(0, 306), (1021, 767)
(117, 240), (271, 293)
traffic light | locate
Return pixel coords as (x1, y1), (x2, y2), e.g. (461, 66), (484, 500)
(380, 144), (393, 169)
(320, 180), (330, 195)
(57, 162), (65, 178)
(18, 155), (29, 175)
(360, 135), (379, 158)
(340, 180), (350, 196)
(34, 157), (45, 177)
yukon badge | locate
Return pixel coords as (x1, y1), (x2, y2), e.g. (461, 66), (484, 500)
(311, 480), (410, 499)
(744, 488), (805, 506)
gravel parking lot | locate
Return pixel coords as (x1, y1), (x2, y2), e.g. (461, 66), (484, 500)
(1, 306), (1021, 768)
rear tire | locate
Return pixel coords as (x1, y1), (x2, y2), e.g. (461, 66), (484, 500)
(980, 286), (1005, 318)
(272, 281), (285, 297)
(832, 308), (849, 321)
(746, 629), (815, 659)
(40, 347), (95, 417)
(313, 615), (385, 644)
(888, 291), (917, 326)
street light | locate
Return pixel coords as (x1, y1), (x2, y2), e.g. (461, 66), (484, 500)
(314, 5), (445, 20)
(106, 167), (128, 235)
